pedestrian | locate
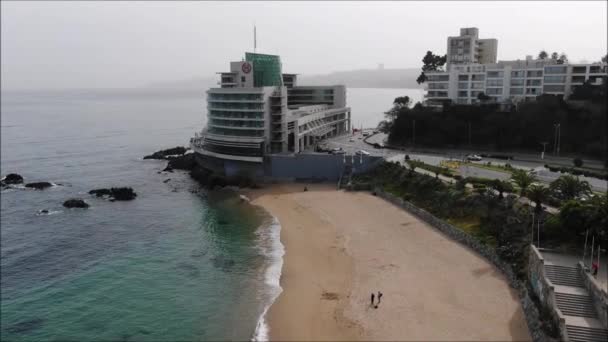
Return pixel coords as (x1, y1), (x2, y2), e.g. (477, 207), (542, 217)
(592, 261), (599, 276)
(377, 291), (383, 304)
(370, 292), (375, 306)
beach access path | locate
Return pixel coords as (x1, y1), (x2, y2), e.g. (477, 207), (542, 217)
(248, 184), (531, 341)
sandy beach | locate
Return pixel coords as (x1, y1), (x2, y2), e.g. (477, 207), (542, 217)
(249, 184), (531, 341)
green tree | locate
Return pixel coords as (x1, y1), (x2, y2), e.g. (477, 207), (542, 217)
(477, 92), (491, 101)
(550, 174), (591, 201)
(602, 54), (607, 63)
(511, 169), (536, 195)
(551, 52), (559, 60)
(526, 184), (551, 212)
(538, 50), (548, 60)
(557, 53), (568, 65)
(416, 51), (447, 84)
(490, 179), (514, 199)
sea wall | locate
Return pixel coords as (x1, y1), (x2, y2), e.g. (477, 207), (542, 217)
(578, 261), (608, 328)
(265, 154), (383, 182)
(371, 187), (557, 342)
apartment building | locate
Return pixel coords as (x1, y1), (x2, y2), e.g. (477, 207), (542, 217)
(447, 27), (498, 68)
(425, 56), (607, 107)
(191, 52), (351, 164)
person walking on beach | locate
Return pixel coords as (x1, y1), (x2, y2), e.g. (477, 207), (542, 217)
(377, 291), (383, 304)
(370, 292), (375, 306)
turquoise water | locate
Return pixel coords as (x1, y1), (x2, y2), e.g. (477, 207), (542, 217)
(1, 88), (420, 341)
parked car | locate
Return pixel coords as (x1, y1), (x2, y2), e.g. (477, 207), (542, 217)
(355, 150), (371, 156)
(362, 132), (370, 137)
(466, 154), (483, 161)
(331, 147), (346, 155)
(349, 138), (355, 142)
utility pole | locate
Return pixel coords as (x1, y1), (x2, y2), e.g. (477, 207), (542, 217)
(412, 119), (416, 146)
(557, 124), (561, 156)
(540, 142), (548, 160)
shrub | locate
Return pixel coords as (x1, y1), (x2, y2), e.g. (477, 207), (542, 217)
(573, 157), (583, 168)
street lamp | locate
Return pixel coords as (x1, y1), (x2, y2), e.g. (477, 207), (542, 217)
(553, 123), (561, 156)
(540, 142), (548, 160)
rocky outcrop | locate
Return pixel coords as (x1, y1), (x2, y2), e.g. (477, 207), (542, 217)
(25, 182), (53, 190)
(2, 173), (24, 185)
(89, 187), (137, 201)
(143, 147), (188, 160)
(63, 198), (89, 208)
(166, 153), (196, 171)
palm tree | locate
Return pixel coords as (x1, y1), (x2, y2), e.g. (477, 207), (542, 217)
(406, 160), (417, 177)
(550, 175), (591, 201)
(490, 179), (513, 199)
(511, 169), (536, 195)
(526, 184), (551, 212)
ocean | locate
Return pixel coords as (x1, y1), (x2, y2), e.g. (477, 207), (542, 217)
(1, 87), (423, 341)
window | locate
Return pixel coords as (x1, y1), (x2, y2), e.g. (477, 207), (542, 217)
(526, 79), (542, 86)
(543, 85), (565, 92)
(545, 66), (567, 74)
(589, 66), (605, 73)
(471, 74), (485, 81)
(487, 71), (504, 78)
(471, 82), (485, 89)
(510, 88), (524, 95)
(427, 74), (449, 82)
(458, 91), (468, 98)
(511, 70), (525, 78)
(241, 76), (246, 82)
(486, 88), (502, 95)
(527, 70), (543, 78)
(572, 66), (587, 74)
(511, 79), (524, 86)
(486, 79), (503, 87)
(458, 82), (469, 89)
(571, 76), (586, 83)
(544, 76), (566, 83)
(458, 75), (469, 81)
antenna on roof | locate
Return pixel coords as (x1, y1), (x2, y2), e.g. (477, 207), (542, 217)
(254, 24), (257, 53)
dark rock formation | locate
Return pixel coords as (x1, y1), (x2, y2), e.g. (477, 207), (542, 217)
(166, 153), (196, 171)
(2, 173), (24, 185)
(63, 198), (89, 208)
(38, 209), (49, 214)
(25, 182), (53, 190)
(89, 187), (137, 201)
(163, 179), (171, 183)
(143, 146), (188, 160)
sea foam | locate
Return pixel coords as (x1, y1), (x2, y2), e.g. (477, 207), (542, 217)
(252, 216), (284, 342)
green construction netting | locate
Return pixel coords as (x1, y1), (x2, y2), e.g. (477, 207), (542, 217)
(245, 52), (283, 87)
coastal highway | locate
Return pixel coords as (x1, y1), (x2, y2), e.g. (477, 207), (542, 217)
(323, 132), (607, 192)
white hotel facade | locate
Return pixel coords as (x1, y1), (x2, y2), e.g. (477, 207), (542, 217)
(191, 52), (351, 164)
(426, 28), (607, 107)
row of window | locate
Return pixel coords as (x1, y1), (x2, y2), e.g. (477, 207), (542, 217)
(207, 127), (265, 137)
(209, 102), (264, 110)
(209, 119), (265, 129)
(208, 93), (262, 101)
(209, 110), (264, 120)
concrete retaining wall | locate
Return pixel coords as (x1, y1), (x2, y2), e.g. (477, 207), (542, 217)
(371, 187), (557, 342)
(528, 246), (569, 340)
(578, 261), (608, 328)
(266, 153), (383, 181)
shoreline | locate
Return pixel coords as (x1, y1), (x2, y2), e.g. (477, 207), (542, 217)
(246, 184), (531, 341)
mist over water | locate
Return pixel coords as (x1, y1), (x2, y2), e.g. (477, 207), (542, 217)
(0, 87), (420, 340)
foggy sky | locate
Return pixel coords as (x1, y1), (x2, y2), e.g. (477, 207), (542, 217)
(1, 1), (606, 90)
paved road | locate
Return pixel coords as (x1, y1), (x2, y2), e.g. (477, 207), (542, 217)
(323, 132), (607, 192)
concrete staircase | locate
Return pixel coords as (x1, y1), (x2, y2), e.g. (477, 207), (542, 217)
(545, 264), (585, 287)
(543, 263), (608, 342)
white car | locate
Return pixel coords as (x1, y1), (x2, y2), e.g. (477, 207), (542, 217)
(349, 138), (355, 142)
(331, 148), (346, 155)
(355, 150), (371, 156)
(466, 154), (483, 161)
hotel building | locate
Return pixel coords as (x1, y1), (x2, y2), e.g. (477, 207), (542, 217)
(426, 28), (607, 107)
(191, 52), (351, 165)
(447, 27), (498, 68)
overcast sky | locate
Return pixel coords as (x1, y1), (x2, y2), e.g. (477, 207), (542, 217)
(1, 1), (606, 90)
